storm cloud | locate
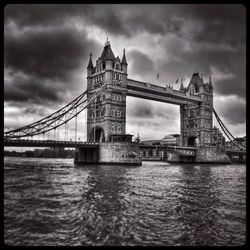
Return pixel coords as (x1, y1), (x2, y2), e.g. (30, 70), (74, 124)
(4, 4), (246, 139)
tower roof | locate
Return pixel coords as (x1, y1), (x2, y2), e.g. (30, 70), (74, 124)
(208, 76), (213, 88)
(100, 41), (115, 61)
(87, 53), (93, 69)
(189, 72), (203, 90)
(180, 78), (184, 91)
(122, 48), (128, 65)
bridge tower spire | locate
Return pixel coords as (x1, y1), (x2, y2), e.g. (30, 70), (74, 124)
(121, 48), (128, 73)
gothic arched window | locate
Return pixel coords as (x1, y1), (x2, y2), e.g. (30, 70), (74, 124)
(117, 124), (121, 133)
(111, 123), (114, 133)
(190, 120), (194, 128)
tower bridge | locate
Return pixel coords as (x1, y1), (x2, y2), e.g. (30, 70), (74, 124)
(4, 40), (246, 165)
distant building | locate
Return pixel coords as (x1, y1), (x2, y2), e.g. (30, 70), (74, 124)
(162, 134), (181, 146)
(209, 126), (225, 148)
(33, 147), (75, 158)
(226, 136), (246, 151)
(141, 134), (181, 146)
(34, 149), (44, 157)
(140, 139), (162, 145)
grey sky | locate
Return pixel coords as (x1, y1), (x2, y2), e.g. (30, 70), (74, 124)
(4, 4), (246, 141)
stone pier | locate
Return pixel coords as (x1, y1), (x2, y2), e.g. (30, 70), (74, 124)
(74, 138), (141, 166)
(167, 146), (231, 163)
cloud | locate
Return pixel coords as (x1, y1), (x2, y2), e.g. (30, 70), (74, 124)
(4, 4), (246, 139)
(4, 20), (102, 105)
(5, 25), (93, 81)
(127, 50), (155, 79)
(214, 95), (246, 126)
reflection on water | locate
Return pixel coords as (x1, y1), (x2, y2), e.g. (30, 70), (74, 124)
(4, 157), (246, 246)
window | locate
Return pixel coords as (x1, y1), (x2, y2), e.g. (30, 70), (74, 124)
(114, 110), (117, 117)
(116, 64), (120, 70)
(101, 107), (105, 116)
(190, 120), (194, 128)
(89, 111), (94, 119)
(117, 124), (121, 133)
(115, 74), (119, 80)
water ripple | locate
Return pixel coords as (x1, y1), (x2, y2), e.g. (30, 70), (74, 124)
(4, 157), (246, 246)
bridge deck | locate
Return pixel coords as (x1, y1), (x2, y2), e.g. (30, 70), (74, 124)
(4, 139), (99, 148)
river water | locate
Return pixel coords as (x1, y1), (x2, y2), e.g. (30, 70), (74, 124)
(4, 157), (246, 246)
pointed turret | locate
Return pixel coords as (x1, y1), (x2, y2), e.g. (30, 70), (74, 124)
(189, 72), (204, 92)
(180, 78), (184, 91)
(121, 48), (128, 73)
(87, 53), (94, 78)
(208, 76), (213, 88)
(87, 53), (93, 69)
(100, 39), (115, 61)
(121, 48), (128, 65)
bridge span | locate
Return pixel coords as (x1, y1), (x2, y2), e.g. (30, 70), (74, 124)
(127, 78), (202, 105)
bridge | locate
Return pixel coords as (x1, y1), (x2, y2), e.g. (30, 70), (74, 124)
(4, 40), (246, 165)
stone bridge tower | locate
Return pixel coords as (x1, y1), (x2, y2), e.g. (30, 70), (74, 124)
(180, 72), (214, 147)
(179, 72), (229, 163)
(86, 40), (128, 142)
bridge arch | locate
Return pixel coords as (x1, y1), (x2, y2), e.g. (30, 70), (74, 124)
(187, 136), (197, 147)
(90, 126), (105, 142)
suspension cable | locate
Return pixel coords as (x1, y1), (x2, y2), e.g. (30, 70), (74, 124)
(65, 122), (66, 141)
(75, 112), (78, 141)
(213, 108), (246, 150)
(214, 109), (245, 150)
(213, 108), (236, 141)
(4, 84), (106, 139)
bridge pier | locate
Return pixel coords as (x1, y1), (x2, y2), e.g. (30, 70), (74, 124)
(167, 153), (196, 163)
(74, 147), (99, 164)
(167, 146), (231, 163)
(74, 140), (141, 165)
(195, 146), (231, 163)
(98, 141), (141, 165)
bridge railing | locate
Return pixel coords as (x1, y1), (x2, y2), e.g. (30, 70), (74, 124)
(4, 138), (100, 145)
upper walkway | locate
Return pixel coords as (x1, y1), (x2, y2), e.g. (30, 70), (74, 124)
(127, 78), (202, 105)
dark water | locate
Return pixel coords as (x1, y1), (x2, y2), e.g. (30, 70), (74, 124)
(4, 157), (246, 246)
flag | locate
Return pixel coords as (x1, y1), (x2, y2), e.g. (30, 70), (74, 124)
(175, 78), (179, 84)
(156, 73), (159, 80)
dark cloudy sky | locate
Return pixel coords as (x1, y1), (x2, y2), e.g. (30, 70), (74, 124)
(4, 4), (246, 142)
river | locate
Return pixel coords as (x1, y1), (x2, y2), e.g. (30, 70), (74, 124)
(4, 157), (246, 246)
